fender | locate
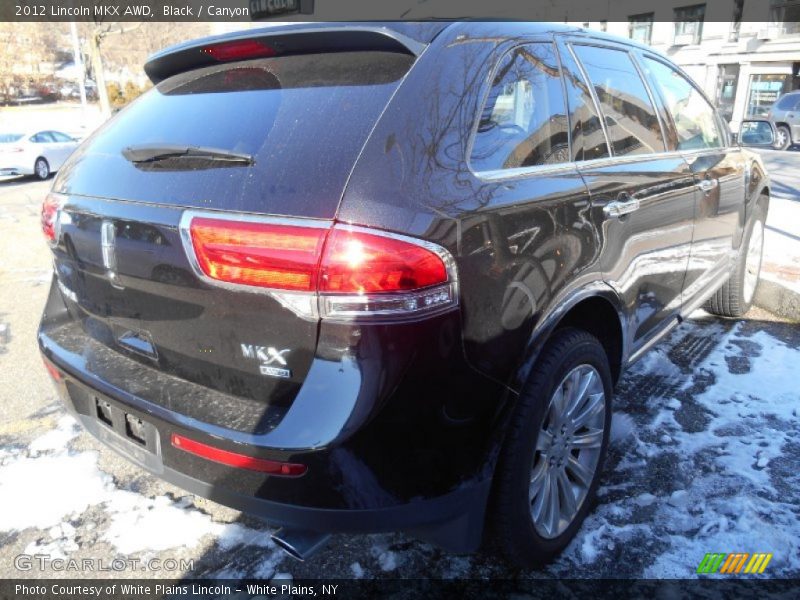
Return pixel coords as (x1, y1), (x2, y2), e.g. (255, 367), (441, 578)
(512, 278), (628, 392)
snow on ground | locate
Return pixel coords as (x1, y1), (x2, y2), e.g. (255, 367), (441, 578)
(1, 315), (798, 579)
(0, 414), (288, 578)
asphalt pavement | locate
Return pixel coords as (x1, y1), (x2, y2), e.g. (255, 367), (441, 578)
(0, 151), (798, 581)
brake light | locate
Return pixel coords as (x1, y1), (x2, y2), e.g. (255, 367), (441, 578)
(41, 193), (65, 244)
(181, 213), (458, 320)
(202, 40), (276, 62)
(320, 228), (447, 293)
(171, 433), (307, 476)
(189, 217), (327, 291)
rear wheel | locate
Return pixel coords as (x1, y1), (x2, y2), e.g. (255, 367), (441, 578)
(34, 157), (50, 180)
(489, 327), (612, 568)
(776, 125), (791, 150)
(705, 201), (766, 317)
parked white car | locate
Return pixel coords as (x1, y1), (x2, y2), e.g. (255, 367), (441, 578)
(0, 130), (79, 180)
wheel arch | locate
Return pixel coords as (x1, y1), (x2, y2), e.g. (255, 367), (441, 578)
(514, 284), (627, 390)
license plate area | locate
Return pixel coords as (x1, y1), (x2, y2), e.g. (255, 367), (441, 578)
(90, 396), (163, 473)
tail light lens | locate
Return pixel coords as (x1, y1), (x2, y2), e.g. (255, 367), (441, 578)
(202, 40), (277, 62)
(188, 217), (327, 291)
(181, 213), (457, 320)
(319, 228), (447, 293)
(41, 192), (65, 244)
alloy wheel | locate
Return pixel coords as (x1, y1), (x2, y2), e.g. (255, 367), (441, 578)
(35, 159), (49, 179)
(529, 364), (606, 539)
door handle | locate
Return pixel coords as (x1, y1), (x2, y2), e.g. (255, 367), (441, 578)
(603, 196), (640, 218)
(699, 178), (719, 193)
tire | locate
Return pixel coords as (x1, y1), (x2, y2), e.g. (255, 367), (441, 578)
(34, 157), (50, 180)
(705, 200), (767, 318)
(776, 125), (791, 151)
(489, 327), (612, 568)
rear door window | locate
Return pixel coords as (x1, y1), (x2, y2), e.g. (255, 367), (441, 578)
(557, 44), (610, 161)
(31, 132), (55, 143)
(49, 131), (73, 142)
(572, 45), (666, 156)
(775, 94), (800, 110)
(642, 57), (723, 150)
(60, 51), (414, 218)
(470, 42), (569, 172)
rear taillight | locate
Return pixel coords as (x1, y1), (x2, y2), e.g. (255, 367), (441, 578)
(202, 40), (277, 62)
(188, 217), (327, 292)
(319, 228), (447, 293)
(41, 192), (65, 244)
(180, 213), (457, 320)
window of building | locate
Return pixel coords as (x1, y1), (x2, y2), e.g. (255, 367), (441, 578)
(470, 43), (570, 172)
(771, 1), (800, 36)
(629, 13), (654, 45)
(674, 4), (706, 45)
(747, 73), (792, 117)
(644, 58), (723, 150)
(572, 45), (665, 156)
(716, 64), (740, 123)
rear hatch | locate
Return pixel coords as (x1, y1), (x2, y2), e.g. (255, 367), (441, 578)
(46, 48), (415, 432)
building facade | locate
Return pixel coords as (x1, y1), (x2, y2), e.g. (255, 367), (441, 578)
(578, 0), (800, 132)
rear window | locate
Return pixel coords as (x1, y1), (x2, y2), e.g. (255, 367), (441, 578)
(57, 51), (413, 218)
(0, 134), (24, 143)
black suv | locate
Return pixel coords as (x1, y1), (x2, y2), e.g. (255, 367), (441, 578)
(38, 23), (771, 566)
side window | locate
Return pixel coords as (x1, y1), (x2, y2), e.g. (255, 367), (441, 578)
(50, 131), (73, 142)
(558, 45), (610, 161)
(31, 132), (55, 143)
(572, 45), (666, 156)
(471, 42), (569, 172)
(643, 58), (723, 150)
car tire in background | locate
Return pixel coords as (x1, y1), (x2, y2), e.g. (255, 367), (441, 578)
(705, 199), (767, 318)
(488, 327), (612, 568)
(776, 125), (792, 151)
(34, 157), (50, 180)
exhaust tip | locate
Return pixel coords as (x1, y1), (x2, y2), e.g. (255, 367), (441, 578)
(271, 528), (331, 562)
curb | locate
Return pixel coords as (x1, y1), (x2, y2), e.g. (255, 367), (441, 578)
(755, 276), (800, 322)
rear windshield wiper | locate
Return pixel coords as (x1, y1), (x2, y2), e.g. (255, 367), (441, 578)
(122, 144), (254, 166)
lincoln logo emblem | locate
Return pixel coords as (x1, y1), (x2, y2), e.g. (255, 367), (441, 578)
(241, 344), (291, 378)
(101, 221), (123, 288)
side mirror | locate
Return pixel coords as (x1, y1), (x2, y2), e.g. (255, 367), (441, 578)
(739, 119), (776, 148)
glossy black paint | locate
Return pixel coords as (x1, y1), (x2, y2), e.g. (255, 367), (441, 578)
(39, 22), (770, 551)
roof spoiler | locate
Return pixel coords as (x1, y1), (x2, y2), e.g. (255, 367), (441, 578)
(144, 25), (429, 84)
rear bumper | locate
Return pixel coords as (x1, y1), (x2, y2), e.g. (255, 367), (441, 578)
(39, 276), (508, 552)
(66, 401), (490, 547)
